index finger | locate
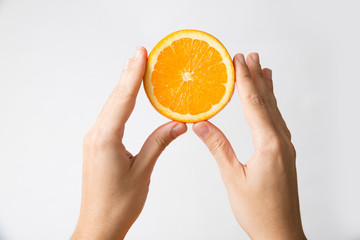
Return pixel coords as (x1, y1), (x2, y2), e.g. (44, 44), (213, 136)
(96, 46), (147, 137)
(233, 53), (276, 141)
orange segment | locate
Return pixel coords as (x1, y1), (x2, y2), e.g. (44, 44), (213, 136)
(144, 29), (235, 123)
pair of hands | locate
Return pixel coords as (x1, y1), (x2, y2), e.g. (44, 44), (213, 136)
(71, 47), (306, 240)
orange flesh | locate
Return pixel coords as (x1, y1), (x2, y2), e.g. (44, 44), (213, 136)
(151, 38), (227, 115)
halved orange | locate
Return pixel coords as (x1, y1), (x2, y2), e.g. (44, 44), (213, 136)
(144, 29), (235, 123)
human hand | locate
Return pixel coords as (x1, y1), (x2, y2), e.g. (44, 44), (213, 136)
(193, 53), (306, 240)
(71, 47), (187, 240)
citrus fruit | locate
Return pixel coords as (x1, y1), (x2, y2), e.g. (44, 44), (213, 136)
(144, 29), (235, 123)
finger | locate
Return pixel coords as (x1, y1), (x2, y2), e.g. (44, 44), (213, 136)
(193, 121), (245, 183)
(246, 53), (270, 97)
(233, 54), (276, 140)
(247, 56), (290, 140)
(262, 68), (291, 139)
(96, 46), (147, 136)
(133, 121), (187, 176)
(262, 68), (273, 91)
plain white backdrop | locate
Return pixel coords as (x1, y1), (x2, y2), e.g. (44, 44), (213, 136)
(1, 0), (359, 239)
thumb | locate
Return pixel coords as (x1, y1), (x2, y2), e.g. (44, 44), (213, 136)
(133, 121), (187, 175)
(193, 121), (244, 183)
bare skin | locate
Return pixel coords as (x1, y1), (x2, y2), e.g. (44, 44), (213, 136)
(71, 48), (306, 240)
(193, 53), (306, 240)
(71, 47), (187, 240)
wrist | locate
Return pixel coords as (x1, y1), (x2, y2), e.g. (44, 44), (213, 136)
(274, 231), (306, 240)
(71, 216), (129, 240)
(250, 227), (306, 240)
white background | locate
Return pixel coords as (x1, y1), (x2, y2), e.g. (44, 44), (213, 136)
(1, 0), (359, 239)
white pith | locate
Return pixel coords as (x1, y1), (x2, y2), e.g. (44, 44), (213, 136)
(144, 30), (234, 122)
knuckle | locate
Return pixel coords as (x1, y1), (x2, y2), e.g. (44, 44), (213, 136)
(83, 131), (92, 147)
(154, 135), (169, 151)
(288, 142), (296, 158)
(259, 134), (297, 159)
(256, 132), (297, 162)
(247, 93), (264, 106)
(286, 128), (292, 140)
(94, 135), (118, 149)
(237, 71), (251, 80)
(83, 127), (120, 150)
(115, 83), (135, 101)
(247, 93), (276, 108)
(258, 132), (283, 153)
(269, 137), (283, 152)
(271, 95), (278, 106)
(263, 94), (277, 108)
(256, 68), (264, 77)
(209, 138), (227, 155)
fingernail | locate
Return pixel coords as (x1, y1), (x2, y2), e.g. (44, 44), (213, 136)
(134, 46), (143, 59)
(193, 122), (209, 139)
(123, 58), (130, 70)
(264, 69), (272, 79)
(250, 53), (259, 64)
(171, 123), (187, 138)
(236, 54), (245, 64)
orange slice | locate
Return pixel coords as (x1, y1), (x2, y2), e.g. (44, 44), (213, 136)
(144, 29), (235, 123)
